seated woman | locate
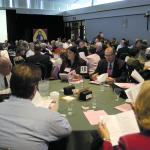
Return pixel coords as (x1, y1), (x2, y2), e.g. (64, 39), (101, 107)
(99, 80), (150, 150)
(59, 46), (87, 80)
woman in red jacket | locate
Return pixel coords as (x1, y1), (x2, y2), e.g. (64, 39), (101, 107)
(99, 80), (150, 150)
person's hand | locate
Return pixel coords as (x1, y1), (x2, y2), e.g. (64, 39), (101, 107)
(72, 74), (82, 81)
(106, 77), (115, 85)
(98, 122), (110, 141)
(91, 73), (98, 81)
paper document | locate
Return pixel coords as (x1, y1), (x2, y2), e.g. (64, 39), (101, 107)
(83, 110), (108, 125)
(79, 52), (88, 62)
(100, 110), (139, 146)
(97, 73), (108, 83)
(90, 73), (108, 84)
(131, 69), (144, 83)
(32, 91), (51, 108)
(115, 103), (132, 112)
(114, 83), (136, 89)
(125, 83), (142, 103)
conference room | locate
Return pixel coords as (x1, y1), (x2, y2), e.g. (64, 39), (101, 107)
(0, 0), (150, 150)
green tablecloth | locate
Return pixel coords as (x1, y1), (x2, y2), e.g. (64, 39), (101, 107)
(40, 80), (125, 130)
(40, 80), (125, 150)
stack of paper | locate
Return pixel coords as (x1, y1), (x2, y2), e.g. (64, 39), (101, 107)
(131, 69), (144, 83)
(83, 110), (108, 125)
(125, 83), (142, 103)
(100, 110), (140, 146)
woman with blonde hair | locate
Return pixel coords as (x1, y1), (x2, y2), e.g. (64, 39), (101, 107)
(99, 80), (150, 150)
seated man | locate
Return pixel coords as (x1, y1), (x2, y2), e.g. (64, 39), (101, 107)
(91, 47), (127, 85)
(0, 64), (71, 150)
(26, 44), (52, 79)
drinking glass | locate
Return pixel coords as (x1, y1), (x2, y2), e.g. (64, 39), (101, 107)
(100, 82), (105, 92)
(113, 88), (120, 101)
(67, 101), (73, 115)
(92, 95), (97, 109)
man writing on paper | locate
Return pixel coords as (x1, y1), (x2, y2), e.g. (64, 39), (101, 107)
(0, 64), (71, 150)
(91, 47), (127, 85)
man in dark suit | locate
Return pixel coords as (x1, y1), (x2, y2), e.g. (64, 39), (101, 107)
(91, 47), (127, 85)
(78, 41), (88, 56)
(26, 44), (52, 79)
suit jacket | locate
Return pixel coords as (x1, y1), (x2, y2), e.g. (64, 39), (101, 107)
(26, 54), (52, 78)
(103, 132), (150, 150)
(93, 58), (127, 82)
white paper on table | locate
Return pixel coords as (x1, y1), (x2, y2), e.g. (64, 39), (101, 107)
(125, 83), (142, 103)
(96, 73), (108, 83)
(32, 91), (52, 108)
(100, 110), (139, 146)
(131, 69), (144, 83)
(79, 52), (88, 62)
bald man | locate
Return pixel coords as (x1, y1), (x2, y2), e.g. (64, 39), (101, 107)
(0, 57), (12, 90)
(91, 47), (127, 85)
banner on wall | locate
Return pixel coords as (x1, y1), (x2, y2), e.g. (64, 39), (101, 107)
(33, 29), (48, 41)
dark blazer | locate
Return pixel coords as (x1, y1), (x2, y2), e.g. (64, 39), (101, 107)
(26, 54), (52, 78)
(59, 57), (87, 75)
(93, 58), (127, 82)
(78, 46), (88, 56)
(117, 47), (130, 60)
(102, 132), (150, 150)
